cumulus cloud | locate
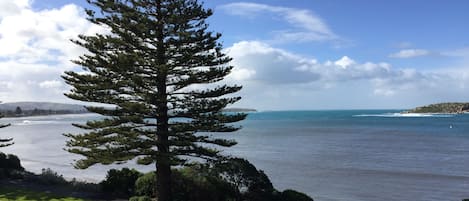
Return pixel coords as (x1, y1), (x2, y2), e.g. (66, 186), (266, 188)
(224, 40), (469, 109)
(219, 2), (337, 43)
(389, 49), (430, 58)
(39, 80), (63, 89)
(226, 41), (320, 84)
(0, 1), (102, 102)
(226, 41), (393, 85)
(334, 56), (355, 69)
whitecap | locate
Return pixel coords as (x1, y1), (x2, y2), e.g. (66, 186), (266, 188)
(353, 113), (455, 118)
(14, 120), (61, 126)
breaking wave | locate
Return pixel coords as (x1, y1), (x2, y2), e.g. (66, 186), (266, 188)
(353, 113), (455, 118)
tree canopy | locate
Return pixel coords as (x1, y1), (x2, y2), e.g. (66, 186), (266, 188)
(62, 0), (245, 200)
(0, 102), (12, 148)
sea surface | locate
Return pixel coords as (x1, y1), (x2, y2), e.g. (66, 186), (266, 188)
(1, 110), (469, 201)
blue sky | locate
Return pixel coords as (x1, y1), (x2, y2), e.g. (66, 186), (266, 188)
(1, 0), (469, 110)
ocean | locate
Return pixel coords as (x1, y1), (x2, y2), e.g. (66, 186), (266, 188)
(1, 110), (469, 201)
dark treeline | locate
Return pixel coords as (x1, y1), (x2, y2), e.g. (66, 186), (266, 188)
(0, 108), (88, 117)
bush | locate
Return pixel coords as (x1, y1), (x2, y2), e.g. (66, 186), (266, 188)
(0, 152), (24, 171)
(135, 167), (237, 201)
(172, 167), (238, 201)
(279, 189), (314, 201)
(36, 168), (68, 185)
(0, 153), (25, 179)
(133, 158), (314, 201)
(69, 178), (101, 193)
(129, 196), (152, 201)
(100, 168), (143, 197)
(210, 158), (277, 201)
(135, 171), (156, 197)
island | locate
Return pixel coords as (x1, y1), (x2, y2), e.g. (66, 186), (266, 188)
(404, 102), (469, 114)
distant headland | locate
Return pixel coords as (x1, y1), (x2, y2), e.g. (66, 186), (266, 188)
(221, 108), (257, 112)
(0, 102), (88, 117)
(404, 102), (469, 114)
(0, 102), (256, 117)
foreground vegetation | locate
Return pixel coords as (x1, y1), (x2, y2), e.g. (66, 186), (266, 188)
(1, 152), (314, 201)
(0, 187), (85, 201)
(405, 102), (469, 113)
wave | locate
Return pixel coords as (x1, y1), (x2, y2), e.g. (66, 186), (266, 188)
(14, 120), (62, 126)
(353, 113), (455, 118)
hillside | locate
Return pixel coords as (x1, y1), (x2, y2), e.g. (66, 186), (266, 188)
(221, 108), (257, 112)
(0, 102), (88, 117)
(405, 102), (469, 114)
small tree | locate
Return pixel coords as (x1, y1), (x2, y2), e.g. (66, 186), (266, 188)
(62, 1), (245, 201)
(14, 106), (22, 116)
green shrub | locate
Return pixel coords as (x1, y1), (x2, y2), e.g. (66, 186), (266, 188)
(210, 158), (277, 201)
(100, 168), (142, 197)
(69, 178), (101, 192)
(36, 168), (68, 185)
(0, 152), (24, 171)
(135, 171), (156, 197)
(280, 189), (314, 201)
(129, 195), (152, 201)
(133, 158), (314, 201)
(172, 167), (238, 201)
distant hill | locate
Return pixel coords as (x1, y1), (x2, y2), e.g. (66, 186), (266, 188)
(0, 102), (88, 117)
(221, 108), (257, 112)
(405, 102), (469, 114)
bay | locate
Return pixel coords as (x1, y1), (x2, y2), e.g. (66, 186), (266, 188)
(1, 110), (469, 201)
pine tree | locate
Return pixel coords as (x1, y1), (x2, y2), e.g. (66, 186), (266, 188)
(0, 105), (12, 148)
(62, 1), (246, 200)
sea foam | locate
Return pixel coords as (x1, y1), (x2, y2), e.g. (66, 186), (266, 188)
(353, 113), (455, 118)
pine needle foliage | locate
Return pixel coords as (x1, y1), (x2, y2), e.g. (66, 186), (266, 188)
(0, 107), (12, 148)
(62, 0), (246, 200)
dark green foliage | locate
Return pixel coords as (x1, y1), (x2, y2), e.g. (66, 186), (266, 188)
(135, 171), (157, 197)
(129, 196), (152, 201)
(280, 190), (314, 201)
(406, 102), (469, 113)
(0, 152), (23, 170)
(135, 168), (237, 201)
(133, 158), (314, 201)
(62, 1), (246, 200)
(172, 167), (238, 201)
(0, 111), (12, 148)
(100, 168), (143, 197)
(36, 168), (68, 185)
(0, 152), (24, 179)
(210, 158), (277, 201)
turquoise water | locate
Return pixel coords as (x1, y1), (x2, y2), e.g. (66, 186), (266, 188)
(2, 110), (469, 200)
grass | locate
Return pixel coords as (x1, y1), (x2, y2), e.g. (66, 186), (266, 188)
(0, 187), (86, 201)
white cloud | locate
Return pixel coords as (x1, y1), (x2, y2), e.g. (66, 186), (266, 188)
(0, 1), (102, 102)
(0, 0), (30, 18)
(226, 41), (321, 84)
(441, 48), (469, 58)
(227, 41), (394, 85)
(224, 40), (469, 109)
(219, 2), (337, 43)
(389, 49), (430, 58)
(39, 80), (63, 89)
(334, 56), (355, 69)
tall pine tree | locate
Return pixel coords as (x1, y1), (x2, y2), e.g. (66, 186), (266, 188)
(62, 1), (246, 200)
(0, 105), (12, 148)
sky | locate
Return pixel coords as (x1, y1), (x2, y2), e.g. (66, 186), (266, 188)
(0, 0), (469, 110)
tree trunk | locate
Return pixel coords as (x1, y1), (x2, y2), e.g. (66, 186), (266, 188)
(156, 154), (172, 201)
(155, 1), (171, 200)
